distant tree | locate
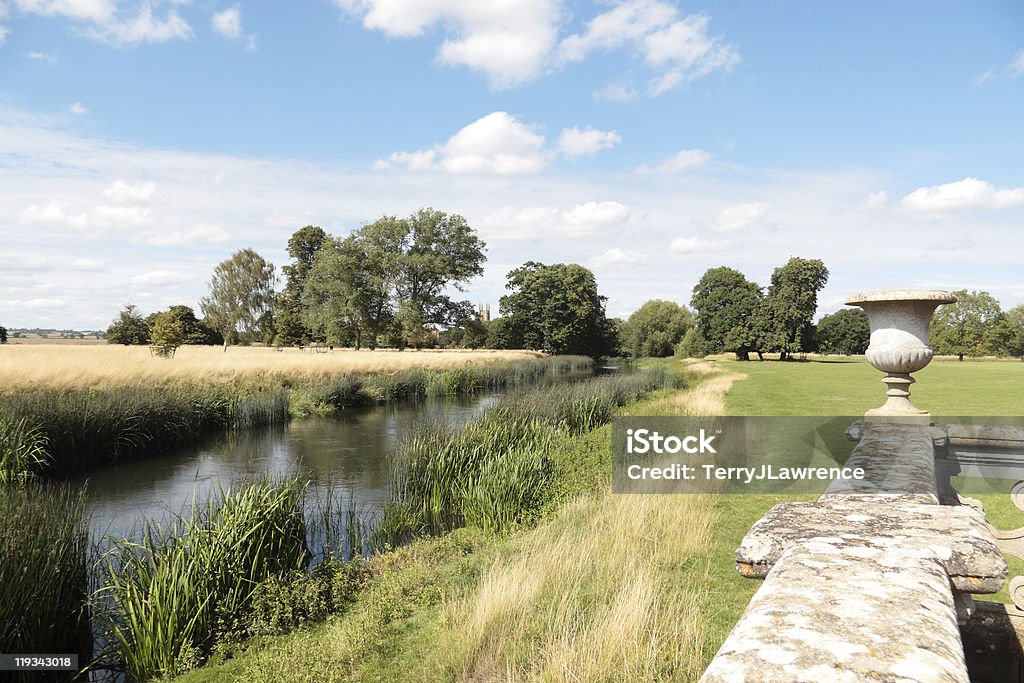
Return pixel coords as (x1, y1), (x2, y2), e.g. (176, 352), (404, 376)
(106, 304), (150, 345)
(149, 311), (186, 350)
(759, 257), (829, 361)
(622, 300), (692, 358)
(691, 267), (763, 360)
(0, 325), (6, 344)
(484, 317), (518, 349)
(146, 306), (222, 345)
(816, 308), (870, 355)
(500, 261), (618, 357)
(275, 226), (329, 346)
(999, 305), (1024, 360)
(200, 249), (277, 350)
(446, 318), (489, 349)
(674, 327), (707, 358)
(930, 289), (1003, 361)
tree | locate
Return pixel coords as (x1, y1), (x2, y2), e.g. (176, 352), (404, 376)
(622, 300), (692, 358)
(759, 257), (829, 361)
(145, 306), (222, 345)
(999, 305), (1024, 360)
(930, 289), (1003, 361)
(816, 308), (870, 355)
(275, 226), (329, 346)
(149, 311), (185, 352)
(395, 208), (486, 330)
(499, 261), (618, 357)
(200, 249), (277, 350)
(106, 304), (150, 345)
(691, 267), (763, 360)
(0, 325), (6, 344)
(675, 327), (707, 358)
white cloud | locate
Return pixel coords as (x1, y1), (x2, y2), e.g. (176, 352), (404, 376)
(28, 50), (58, 62)
(92, 204), (151, 227)
(69, 257), (105, 270)
(669, 235), (712, 253)
(211, 5), (240, 39)
(592, 81), (637, 102)
(70, 102), (88, 115)
(12, 0), (115, 23)
(972, 69), (995, 87)
(104, 179), (156, 203)
(335, 0), (561, 89)
(863, 190), (888, 210)
(902, 177), (1024, 215)
(142, 223), (229, 246)
(588, 247), (645, 267)
(557, 126), (620, 160)
(18, 200), (89, 229)
(1012, 50), (1024, 78)
(1, 297), (66, 309)
(636, 148), (711, 174)
(713, 202), (769, 232)
(0, 25), (8, 45)
(131, 270), (189, 286)
(380, 112), (548, 174)
(481, 200), (630, 239)
(559, 0), (738, 96)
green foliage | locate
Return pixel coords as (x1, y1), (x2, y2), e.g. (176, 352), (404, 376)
(622, 299), (692, 357)
(758, 257), (829, 359)
(816, 308), (870, 355)
(149, 310), (186, 349)
(498, 261), (619, 357)
(106, 303), (151, 345)
(200, 248), (277, 347)
(245, 559), (368, 637)
(147, 305), (223, 346)
(0, 324), (7, 343)
(691, 267), (762, 358)
(275, 226), (329, 346)
(999, 305), (1024, 358)
(675, 326), (708, 358)
(0, 417), (49, 486)
(387, 367), (682, 538)
(930, 289), (1004, 359)
(0, 484), (91, 670)
(95, 479), (308, 680)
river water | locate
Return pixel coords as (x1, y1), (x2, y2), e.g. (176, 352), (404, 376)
(71, 367), (604, 544)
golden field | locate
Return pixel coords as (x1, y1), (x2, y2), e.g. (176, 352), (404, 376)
(0, 344), (546, 390)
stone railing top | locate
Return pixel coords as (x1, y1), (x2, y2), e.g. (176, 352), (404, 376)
(845, 289), (958, 305)
(735, 500), (1007, 593)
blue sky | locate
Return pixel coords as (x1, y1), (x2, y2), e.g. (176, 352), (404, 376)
(1, 0), (1023, 329)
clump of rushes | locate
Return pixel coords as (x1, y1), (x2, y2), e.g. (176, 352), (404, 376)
(0, 484), (91, 676)
(0, 416), (49, 485)
(385, 367), (681, 539)
(94, 478), (308, 680)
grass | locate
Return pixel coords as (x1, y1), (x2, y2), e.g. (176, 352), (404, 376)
(0, 356), (589, 476)
(0, 484), (91, 676)
(0, 344), (547, 390)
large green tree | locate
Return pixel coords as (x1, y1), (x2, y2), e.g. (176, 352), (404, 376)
(999, 304), (1024, 359)
(759, 257), (829, 360)
(106, 303), (150, 345)
(275, 226), (329, 346)
(499, 261), (618, 357)
(930, 289), (1003, 360)
(622, 300), (692, 358)
(691, 267), (763, 360)
(145, 306), (222, 345)
(816, 308), (870, 355)
(200, 249), (277, 349)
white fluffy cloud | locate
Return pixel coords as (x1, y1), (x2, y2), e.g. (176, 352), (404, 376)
(104, 179), (156, 203)
(8, 1), (193, 46)
(70, 102), (88, 114)
(142, 223), (229, 246)
(588, 247), (645, 267)
(335, 0), (561, 88)
(18, 200), (89, 229)
(863, 190), (888, 209)
(131, 269), (189, 286)
(636, 148), (711, 174)
(669, 235), (711, 253)
(481, 200), (630, 239)
(211, 6), (240, 39)
(713, 202), (769, 232)
(557, 126), (620, 160)
(559, 0), (738, 96)
(902, 178), (1024, 215)
(379, 112), (548, 174)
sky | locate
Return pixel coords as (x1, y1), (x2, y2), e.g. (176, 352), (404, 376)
(1, 0), (1023, 330)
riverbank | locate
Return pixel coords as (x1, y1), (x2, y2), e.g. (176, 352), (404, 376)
(169, 360), (733, 682)
(0, 352), (589, 477)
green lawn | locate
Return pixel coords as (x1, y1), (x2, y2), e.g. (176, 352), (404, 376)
(721, 356), (1024, 416)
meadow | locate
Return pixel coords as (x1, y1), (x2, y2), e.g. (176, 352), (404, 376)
(0, 344), (546, 390)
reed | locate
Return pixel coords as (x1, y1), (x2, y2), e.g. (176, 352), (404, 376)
(386, 367), (683, 538)
(0, 416), (49, 485)
(0, 484), (91, 676)
(94, 479), (308, 680)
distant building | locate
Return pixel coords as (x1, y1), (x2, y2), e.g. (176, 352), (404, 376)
(477, 303), (491, 323)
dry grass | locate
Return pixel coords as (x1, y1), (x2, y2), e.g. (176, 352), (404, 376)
(0, 345), (545, 390)
(443, 492), (717, 682)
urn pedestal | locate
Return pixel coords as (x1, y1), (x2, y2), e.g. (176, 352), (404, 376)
(845, 290), (957, 419)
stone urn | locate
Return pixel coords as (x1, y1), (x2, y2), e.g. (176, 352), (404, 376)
(845, 290), (957, 418)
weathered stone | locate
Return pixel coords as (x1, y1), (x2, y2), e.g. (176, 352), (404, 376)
(703, 543), (970, 683)
(827, 423), (939, 500)
(735, 500), (1007, 593)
